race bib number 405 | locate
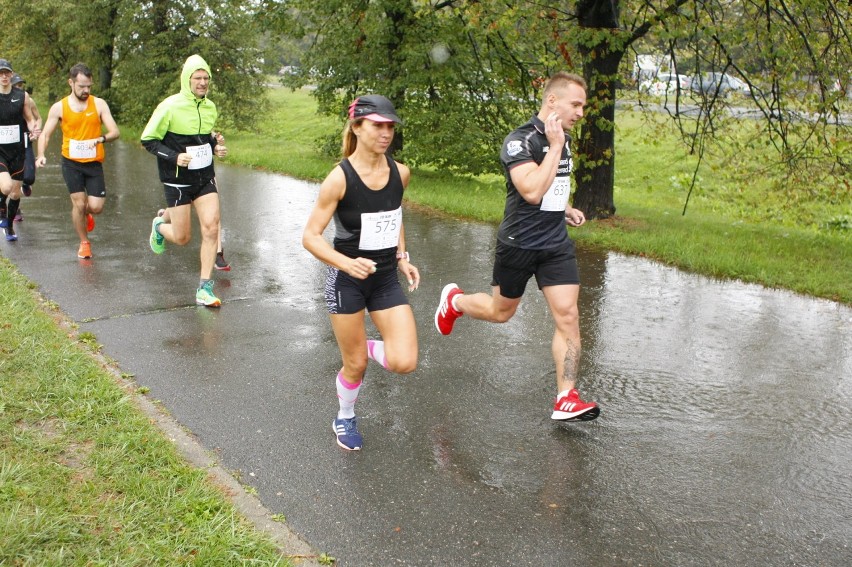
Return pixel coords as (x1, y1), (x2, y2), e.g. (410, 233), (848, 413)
(540, 176), (571, 211)
(359, 207), (403, 250)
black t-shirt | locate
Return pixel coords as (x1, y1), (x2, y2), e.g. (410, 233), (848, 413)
(497, 115), (574, 250)
(333, 156), (405, 272)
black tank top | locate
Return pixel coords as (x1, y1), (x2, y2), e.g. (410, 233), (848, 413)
(333, 156), (404, 272)
(0, 88), (26, 156)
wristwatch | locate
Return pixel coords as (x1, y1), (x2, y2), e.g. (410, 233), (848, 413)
(396, 251), (410, 261)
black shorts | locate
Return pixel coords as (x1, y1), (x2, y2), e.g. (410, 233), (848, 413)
(490, 239), (580, 299)
(163, 179), (218, 207)
(324, 266), (409, 315)
(0, 153), (25, 181)
(61, 158), (106, 197)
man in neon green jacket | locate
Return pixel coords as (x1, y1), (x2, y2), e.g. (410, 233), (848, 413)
(141, 54), (228, 307)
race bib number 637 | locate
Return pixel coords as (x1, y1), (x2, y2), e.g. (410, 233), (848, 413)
(540, 176), (571, 211)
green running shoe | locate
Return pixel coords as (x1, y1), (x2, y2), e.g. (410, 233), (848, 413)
(195, 280), (221, 307)
(150, 217), (166, 254)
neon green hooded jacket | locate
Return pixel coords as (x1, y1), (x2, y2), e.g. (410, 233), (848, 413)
(141, 54), (219, 185)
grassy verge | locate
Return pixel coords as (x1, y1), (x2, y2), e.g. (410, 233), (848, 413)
(0, 257), (303, 565)
(223, 87), (850, 304)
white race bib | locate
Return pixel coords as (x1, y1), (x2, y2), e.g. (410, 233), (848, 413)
(359, 207), (403, 251)
(68, 138), (97, 159)
(0, 125), (21, 145)
(540, 176), (571, 211)
(186, 144), (213, 170)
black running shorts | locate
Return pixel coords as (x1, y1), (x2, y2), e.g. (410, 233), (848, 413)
(163, 178), (218, 207)
(490, 239), (580, 299)
(61, 157), (106, 197)
(325, 265), (409, 315)
(0, 154), (25, 181)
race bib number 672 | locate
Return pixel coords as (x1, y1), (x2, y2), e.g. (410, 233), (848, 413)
(0, 125), (20, 145)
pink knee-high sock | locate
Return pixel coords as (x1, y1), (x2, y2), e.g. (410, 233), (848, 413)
(336, 372), (362, 419)
(366, 339), (387, 369)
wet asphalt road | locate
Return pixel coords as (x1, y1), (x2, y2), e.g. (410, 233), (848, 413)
(3, 140), (851, 566)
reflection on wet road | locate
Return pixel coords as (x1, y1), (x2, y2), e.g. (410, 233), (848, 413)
(4, 140), (850, 566)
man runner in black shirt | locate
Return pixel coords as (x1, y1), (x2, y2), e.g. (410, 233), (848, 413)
(435, 72), (599, 422)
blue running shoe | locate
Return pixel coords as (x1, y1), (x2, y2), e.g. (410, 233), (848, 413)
(332, 417), (363, 451)
(5, 225), (17, 241)
(0, 218), (7, 229)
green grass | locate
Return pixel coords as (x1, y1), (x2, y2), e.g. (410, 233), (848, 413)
(222, 87), (849, 304)
(0, 257), (295, 565)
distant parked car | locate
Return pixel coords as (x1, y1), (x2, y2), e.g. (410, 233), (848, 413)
(691, 72), (751, 96)
(657, 72), (692, 90)
(639, 72), (691, 96)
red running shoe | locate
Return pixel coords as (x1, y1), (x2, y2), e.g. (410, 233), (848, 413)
(551, 389), (600, 421)
(86, 213), (95, 232)
(435, 283), (464, 335)
(215, 251), (231, 271)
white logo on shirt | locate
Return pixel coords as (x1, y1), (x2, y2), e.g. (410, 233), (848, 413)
(10, 98), (20, 103)
(506, 140), (522, 157)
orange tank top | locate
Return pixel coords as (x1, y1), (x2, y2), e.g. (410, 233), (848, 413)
(60, 96), (105, 163)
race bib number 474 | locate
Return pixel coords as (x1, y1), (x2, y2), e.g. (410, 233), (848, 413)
(359, 207), (403, 251)
(186, 144), (213, 170)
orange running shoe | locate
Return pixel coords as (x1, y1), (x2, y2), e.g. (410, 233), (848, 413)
(77, 240), (92, 259)
(86, 213), (95, 232)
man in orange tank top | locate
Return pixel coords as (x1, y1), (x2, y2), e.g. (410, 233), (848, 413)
(36, 63), (119, 259)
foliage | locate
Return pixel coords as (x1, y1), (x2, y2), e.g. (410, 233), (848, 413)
(3, 1), (848, 216)
(265, 0), (553, 174)
(0, 0), (270, 129)
(267, 0), (850, 219)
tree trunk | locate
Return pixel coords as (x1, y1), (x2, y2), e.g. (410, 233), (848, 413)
(98, 5), (119, 92)
(384, 1), (412, 156)
(572, 0), (624, 219)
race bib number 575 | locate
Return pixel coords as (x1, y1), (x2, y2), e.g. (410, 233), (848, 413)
(359, 207), (403, 250)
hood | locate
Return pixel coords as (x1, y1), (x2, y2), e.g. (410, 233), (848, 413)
(180, 54), (212, 101)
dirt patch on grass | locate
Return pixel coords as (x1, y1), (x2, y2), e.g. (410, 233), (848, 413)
(592, 215), (647, 231)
